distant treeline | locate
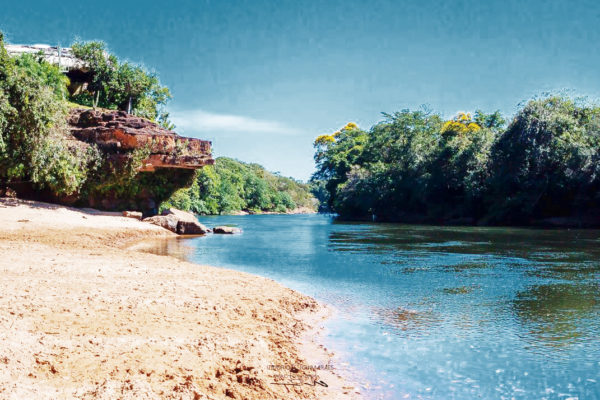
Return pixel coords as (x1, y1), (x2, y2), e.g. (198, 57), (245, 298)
(162, 157), (316, 215)
(311, 96), (600, 226)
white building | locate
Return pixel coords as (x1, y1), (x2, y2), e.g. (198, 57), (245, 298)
(5, 44), (85, 71)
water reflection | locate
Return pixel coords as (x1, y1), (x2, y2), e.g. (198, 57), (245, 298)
(375, 306), (442, 336)
(134, 237), (196, 261)
(512, 283), (600, 347)
(327, 222), (600, 348)
(442, 285), (479, 295)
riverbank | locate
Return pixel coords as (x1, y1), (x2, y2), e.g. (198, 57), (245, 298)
(227, 206), (317, 216)
(0, 198), (358, 399)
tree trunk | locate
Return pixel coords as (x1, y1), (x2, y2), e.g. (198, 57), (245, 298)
(93, 91), (100, 110)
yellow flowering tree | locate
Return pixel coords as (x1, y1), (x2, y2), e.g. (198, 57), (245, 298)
(427, 112), (495, 219)
(441, 112), (481, 136)
(312, 122), (367, 210)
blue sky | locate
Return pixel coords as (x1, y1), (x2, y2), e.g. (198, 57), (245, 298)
(2, 0), (600, 180)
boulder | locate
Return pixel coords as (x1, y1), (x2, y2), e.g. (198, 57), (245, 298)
(176, 220), (210, 235)
(142, 215), (179, 233)
(160, 208), (210, 235)
(161, 208), (197, 222)
(122, 210), (143, 220)
(213, 226), (242, 234)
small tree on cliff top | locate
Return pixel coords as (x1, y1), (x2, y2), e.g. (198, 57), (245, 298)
(71, 41), (172, 127)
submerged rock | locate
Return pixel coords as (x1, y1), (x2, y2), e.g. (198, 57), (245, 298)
(213, 226), (242, 234)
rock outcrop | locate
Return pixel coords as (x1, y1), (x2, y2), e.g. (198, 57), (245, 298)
(6, 44), (84, 71)
(60, 108), (214, 213)
(68, 109), (214, 171)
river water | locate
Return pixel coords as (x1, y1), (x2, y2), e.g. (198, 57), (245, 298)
(142, 214), (600, 399)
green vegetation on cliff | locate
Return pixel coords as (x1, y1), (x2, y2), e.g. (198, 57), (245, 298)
(0, 33), (197, 212)
(0, 33), (315, 214)
(313, 97), (600, 225)
(70, 41), (173, 128)
(0, 33), (99, 197)
(0, 34), (180, 208)
(0, 33), (288, 214)
(162, 157), (316, 215)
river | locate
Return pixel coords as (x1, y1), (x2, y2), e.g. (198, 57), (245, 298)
(142, 214), (600, 399)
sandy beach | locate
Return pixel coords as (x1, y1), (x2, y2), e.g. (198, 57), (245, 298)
(0, 198), (359, 399)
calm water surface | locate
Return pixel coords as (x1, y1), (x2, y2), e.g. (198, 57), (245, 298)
(143, 214), (600, 399)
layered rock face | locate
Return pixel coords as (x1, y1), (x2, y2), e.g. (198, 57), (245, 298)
(68, 108), (214, 171)
(62, 108), (214, 214)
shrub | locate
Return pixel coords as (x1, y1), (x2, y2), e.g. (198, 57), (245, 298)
(0, 33), (99, 196)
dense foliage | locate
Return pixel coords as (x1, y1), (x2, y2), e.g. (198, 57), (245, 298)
(71, 41), (173, 128)
(162, 157), (316, 214)
(0, 33), (99, 196)
(0, 33), (188, 210)
(1, 33), (314, 214)
(313, 98), (600, 225)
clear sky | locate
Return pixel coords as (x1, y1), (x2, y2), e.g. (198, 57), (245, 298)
(2, 0), (600, 180)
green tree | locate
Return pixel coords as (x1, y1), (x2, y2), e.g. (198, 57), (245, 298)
(426, 113), (495, 220)
(71, 41), (116, 108)
(71, 41), (172, 126)
(486, 96), (600, 223)
(313, 122), (369, 212)
(362, 109), (442, 220)
(160, 157), (316, 215)
(13, 53), (70, 98)
(0, 33), (97, 196)
(312, 96), (600, 225)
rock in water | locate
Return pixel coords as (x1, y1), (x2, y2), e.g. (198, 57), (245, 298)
(213, 226), (242, 234)
(122, 211), (143, 220)
(176, 220), (209, 234)
(161, 208), (210, 234)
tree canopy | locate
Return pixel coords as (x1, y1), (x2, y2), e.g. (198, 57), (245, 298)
(71, 41), (173, 128)
(312, 97), (600, 225)
(0, 33), (98, 196)
(162, 157), (316, 215)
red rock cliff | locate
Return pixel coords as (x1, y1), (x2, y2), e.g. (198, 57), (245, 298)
(59, 108), (214, 213)
(68, 108), (214, 171)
